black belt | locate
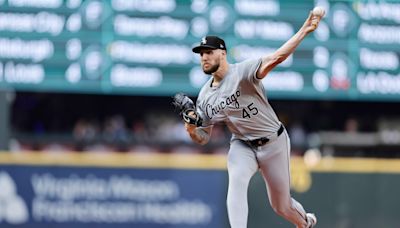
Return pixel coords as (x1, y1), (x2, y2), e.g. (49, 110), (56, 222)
(247, 125), (284, 147)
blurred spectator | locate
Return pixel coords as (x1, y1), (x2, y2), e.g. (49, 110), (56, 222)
(131, 121), (151, 143)
(73, 119), (99, 141)
(73, 119), (99, 151)
(288, 121), (307, 155)
(170, 120), (192, 143)
(102, 115), (129, 151)
(344, 118), (359, 133)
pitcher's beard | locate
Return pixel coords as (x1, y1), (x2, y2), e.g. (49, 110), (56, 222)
(203, 63), (219, 75)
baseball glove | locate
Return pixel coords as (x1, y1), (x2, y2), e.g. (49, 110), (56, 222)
(172, 93), (203, 127)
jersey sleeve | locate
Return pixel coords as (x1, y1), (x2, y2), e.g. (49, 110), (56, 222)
(236, 58), (263, 83)
(196, 99), (212, 127)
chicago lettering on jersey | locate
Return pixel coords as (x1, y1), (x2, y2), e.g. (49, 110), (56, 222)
(206, 90), (241, 119)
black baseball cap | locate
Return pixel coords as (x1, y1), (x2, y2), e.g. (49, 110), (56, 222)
(192, 35), (227, 53)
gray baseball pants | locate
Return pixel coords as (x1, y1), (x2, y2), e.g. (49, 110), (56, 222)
(226, 130), (309, 228)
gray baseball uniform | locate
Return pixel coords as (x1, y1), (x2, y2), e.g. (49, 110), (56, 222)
(196, 58), (309, 228)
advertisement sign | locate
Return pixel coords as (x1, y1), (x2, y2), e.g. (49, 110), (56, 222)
(0, 165), (227, 228)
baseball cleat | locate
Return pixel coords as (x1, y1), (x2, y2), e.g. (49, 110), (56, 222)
(306, 213), (317, 228)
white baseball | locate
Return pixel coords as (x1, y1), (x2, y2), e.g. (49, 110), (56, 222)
(313, 6), (325, 17)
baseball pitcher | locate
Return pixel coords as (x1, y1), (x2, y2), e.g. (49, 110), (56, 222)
(173, 10), (324, 228)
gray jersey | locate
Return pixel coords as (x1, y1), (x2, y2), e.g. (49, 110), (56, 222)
(196, 58), (281, 141)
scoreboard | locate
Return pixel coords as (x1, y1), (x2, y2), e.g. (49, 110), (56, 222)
(0, 0), (399, 101)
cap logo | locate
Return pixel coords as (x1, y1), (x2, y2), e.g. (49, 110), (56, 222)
(220, 44), (224, 48)
(201, 37), (207, 44)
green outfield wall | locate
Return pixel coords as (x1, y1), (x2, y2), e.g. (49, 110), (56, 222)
(0, 152), (399, 228)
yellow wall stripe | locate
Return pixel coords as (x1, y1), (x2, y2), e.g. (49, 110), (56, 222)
(1, 152), (400, 173)
(0, 151), (227, 170)
(291, 157), (400, 174)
